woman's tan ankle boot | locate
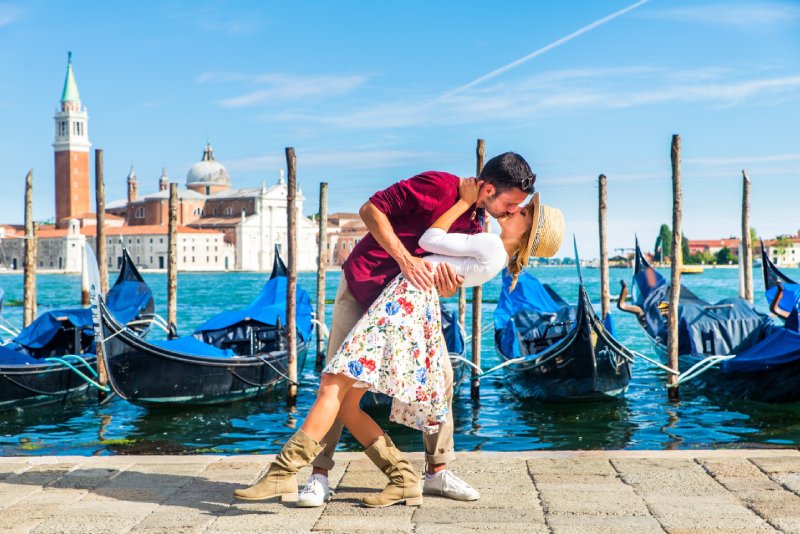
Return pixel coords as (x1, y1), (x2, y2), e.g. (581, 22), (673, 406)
(234, 429), (323, 502)
(362, 434), (423, 507)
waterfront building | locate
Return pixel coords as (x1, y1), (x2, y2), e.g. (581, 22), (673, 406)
(105, 145), (318, 271)
(324, 212), (367, 266)
(688, 239), (741, 257)
(0, 220), (232, 273)
(758, 238), (800, 268)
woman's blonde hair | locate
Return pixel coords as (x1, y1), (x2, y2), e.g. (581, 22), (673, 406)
(507, 209), (537, 292)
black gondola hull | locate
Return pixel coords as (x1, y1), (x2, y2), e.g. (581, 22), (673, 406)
(645, 333), (800, 403)
(99, 301), (308, 406)
(494, 285), (633, 402)
(0, 360), (95, 410)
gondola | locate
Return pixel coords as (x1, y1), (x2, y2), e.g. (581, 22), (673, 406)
(360, 303), (468, 409)
(761, 240), (800, 315)
(96, 248), (312, 406)
(0, 248), (154, 410)
(493, 255), (633, 401)
(622, 239), (800, 403)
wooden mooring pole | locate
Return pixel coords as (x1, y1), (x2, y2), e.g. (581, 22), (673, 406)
(167, 183), (178, 331)
(741, 170), (753, 303)
(471, 139), (485, 400)
(667, 134), (682, 401)
(286, 147), (299, 406)
(94, 149), (109, 400)
(598, 173), (610, 319)
(95, 149), (108, 294)
(23, 170), (36, 327)
(316, 182), (328, 366)
(458, 288), (466, 334)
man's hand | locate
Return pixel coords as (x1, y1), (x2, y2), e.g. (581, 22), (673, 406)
(433, 262), (464, 298)
(400, 255), (435, 291)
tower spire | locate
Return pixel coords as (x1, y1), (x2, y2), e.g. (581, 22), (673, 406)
(61, 51), (81, 104)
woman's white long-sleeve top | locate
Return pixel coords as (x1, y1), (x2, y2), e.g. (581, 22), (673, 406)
(418, 228), (508, 288)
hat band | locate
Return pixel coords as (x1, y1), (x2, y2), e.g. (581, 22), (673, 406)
(529, 203), (545, 256)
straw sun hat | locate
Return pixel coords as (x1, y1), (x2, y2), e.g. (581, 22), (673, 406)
(523, 192), (564, 260)
(508, 192), (564, 290)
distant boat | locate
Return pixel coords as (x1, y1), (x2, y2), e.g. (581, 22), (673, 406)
(492, 248), (633, 402)
(624, 239), (800, 403)
(97, 247), (311, 406)
(680, 265), (704, 275)
(0, 249), (154, 410)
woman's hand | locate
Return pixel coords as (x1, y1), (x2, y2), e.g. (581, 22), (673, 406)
(458, 177), (482, 206)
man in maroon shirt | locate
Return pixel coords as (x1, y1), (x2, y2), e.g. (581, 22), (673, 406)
(296, 152), (535, 507)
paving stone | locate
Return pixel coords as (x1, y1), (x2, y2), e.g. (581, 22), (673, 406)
(547, 514), (664, 533)
(646, 495), (773, 531)
(750, 456), (800, 475)
(528, 457), (616, 476)
(31, 501), (157, 534)
(413, 507), (546, 525)
(415, 525), (549, 534)
(314, 514), (412, 532)
(612, 458), (729, 497)
(538, 488), (650, 516)
(0, 463), (29, 481)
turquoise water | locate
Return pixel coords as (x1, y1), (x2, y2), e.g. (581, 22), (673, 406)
(1, 266), (799, 455)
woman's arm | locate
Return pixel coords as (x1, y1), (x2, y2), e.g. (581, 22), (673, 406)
(429, 177), (481, 232)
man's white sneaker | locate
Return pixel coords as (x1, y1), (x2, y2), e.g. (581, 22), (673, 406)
(296, 474), (332, 508)
(422, 470), (480, 501)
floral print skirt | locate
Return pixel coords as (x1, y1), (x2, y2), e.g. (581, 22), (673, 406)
(323, 274), (448, 434)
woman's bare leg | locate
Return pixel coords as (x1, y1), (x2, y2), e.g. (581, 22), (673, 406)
(300, 372), (357, 442)
(336, 388), (385, 447)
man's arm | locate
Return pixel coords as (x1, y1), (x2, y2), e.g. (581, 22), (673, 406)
(359, 200), (435, 290)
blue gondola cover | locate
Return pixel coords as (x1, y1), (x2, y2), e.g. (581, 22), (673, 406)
(495, 269), (562, 357)
(194, 276), (313, 342)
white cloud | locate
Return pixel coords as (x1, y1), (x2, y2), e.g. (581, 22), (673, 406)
(201, 72), (369, 108)
(264, 67), (800, 130)
(0, 2), (23, 26)
(646, 2), (800, 28)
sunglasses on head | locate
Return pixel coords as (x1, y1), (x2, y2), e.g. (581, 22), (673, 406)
(518, 174), (535, 193)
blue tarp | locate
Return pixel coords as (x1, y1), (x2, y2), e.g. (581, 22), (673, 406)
(12, 308), (94, 350)
(494, 269), (561, 331)
(495, 269), (564, 358)
(105, 280), (153, 325)
(765, 283), (800, 316)
(151, 336), (236, 358)
(194, 276), (313, 342)
(722, 326), (800, 373)
(440, 305), (464, 355)
(0, 344), (40, 365)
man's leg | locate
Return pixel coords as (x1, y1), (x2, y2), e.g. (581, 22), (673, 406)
(421, 355), (480, 501)
(423, 354), (456, 470)
(298, 275), (364, 507)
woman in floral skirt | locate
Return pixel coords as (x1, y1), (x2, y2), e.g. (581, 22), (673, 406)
(234, 179), (563, 508)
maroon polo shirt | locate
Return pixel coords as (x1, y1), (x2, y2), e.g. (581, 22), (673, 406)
(343, 171), (483, 309)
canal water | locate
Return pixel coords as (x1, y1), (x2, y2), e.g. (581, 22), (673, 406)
(1, 266), (799, 455)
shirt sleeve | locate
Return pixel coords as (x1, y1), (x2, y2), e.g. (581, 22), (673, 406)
(419, 229), (508, 287)
(369, 174), (447, 217)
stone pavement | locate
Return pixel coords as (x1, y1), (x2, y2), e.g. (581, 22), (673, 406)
(1, 449), (799, 533)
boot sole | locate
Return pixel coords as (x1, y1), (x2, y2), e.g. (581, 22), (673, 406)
(234, 492), (298, 503)
(362, 495), (423, 508)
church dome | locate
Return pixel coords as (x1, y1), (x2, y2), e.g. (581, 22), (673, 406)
(186, 143), (230, 187)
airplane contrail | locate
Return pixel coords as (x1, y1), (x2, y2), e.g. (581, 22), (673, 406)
(437, 0), (650, 102)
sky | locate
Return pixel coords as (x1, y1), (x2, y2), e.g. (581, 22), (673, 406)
(1, 0), (799, 259)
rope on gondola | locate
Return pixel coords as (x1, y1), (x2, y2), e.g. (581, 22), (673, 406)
(229, 354), (299, 387)
(311, 318), (330, 340)
(43, 356), (111, 392)
(667, 354), (736, 387)
(448, 354), (482, 373)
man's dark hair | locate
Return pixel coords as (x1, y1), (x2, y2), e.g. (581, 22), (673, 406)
(479, 152), (535, 194)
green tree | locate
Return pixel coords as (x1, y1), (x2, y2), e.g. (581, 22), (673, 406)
(681, 233), (690, 261)
(716, 247), (733, 264)
(655, 224), (672, 262)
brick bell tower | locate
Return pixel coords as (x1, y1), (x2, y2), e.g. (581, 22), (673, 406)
(53, 52), (91, 228)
